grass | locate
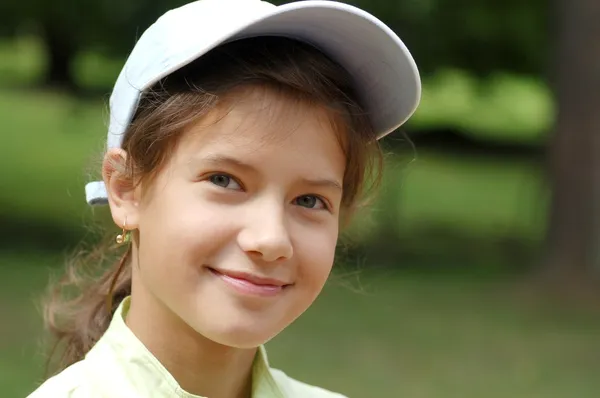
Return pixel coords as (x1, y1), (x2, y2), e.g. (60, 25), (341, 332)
(0, 89), (105, 229)
(393, 152), (547, 240)
(2, 251), (599, 398)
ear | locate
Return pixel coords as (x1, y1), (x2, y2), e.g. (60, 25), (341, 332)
(102, 148), (140, 230)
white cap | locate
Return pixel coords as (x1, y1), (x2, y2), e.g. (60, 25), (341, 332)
(85, 0), (421, 205)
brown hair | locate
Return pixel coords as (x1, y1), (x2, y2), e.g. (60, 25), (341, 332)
(43, 36), (383, 374)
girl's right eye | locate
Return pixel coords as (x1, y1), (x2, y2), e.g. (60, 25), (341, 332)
(208, 174), (242, 190)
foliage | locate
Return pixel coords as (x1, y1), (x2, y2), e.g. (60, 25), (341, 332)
(0, 0), (549, 85)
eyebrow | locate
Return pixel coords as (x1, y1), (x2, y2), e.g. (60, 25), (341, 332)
(199, 154), (258, 173)
(299, 177), (343, 191)
(195, 154), (343, 191)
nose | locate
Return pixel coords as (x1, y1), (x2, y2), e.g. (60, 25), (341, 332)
(237, 206), (293, 262)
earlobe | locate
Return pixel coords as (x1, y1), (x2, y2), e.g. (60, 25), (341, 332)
(102, 148), (140, 229)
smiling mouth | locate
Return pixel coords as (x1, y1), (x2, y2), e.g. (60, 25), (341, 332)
(206, 267), (291, 297)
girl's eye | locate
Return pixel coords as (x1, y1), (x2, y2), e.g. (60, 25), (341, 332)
(294, 195), (327, 210)
(209, 174), (242, 190)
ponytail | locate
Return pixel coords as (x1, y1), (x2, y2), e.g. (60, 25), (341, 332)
(43, 238), (132, 375)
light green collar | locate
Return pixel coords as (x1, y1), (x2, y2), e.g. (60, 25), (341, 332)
(86, 297), (285, 398)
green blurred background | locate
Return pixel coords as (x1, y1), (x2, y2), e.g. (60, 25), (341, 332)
(1, 0), (599, 397)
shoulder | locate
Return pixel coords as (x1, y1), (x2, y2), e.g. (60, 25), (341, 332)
(270, 368), (349, 398)
(26, 362), (93, 398)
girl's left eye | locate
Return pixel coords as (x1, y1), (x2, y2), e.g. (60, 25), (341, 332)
(208, 174), (242, 190)
(294, 195), (327, 210)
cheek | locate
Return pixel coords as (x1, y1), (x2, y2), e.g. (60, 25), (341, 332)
(136, 188), (237, 281)
(141, 183), (230, 243)
(296, 225), (339, 291)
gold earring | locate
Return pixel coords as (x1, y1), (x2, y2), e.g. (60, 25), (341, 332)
(116, 217), (129, 245)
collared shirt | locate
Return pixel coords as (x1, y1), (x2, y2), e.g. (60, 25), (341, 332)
(27, 297), (346, 398)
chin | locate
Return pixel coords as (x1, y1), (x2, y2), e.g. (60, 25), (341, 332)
(191, 307), (288, 348)
(201, 323), (280, 349)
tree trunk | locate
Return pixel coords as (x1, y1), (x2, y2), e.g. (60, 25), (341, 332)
(544, 0), (600, 283)
(41, 20), (77, 90)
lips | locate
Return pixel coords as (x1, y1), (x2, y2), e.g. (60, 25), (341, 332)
(207, 267), (291, 297)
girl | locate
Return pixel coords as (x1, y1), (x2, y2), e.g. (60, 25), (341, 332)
(29, 0), (420, 397)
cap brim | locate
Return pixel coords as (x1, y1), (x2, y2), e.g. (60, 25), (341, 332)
(228, 1), (421, 138)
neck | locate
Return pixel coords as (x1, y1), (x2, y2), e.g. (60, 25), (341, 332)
(125, 288), (257, 398)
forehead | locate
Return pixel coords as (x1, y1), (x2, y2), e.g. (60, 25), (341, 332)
(175, 86), (347, 173)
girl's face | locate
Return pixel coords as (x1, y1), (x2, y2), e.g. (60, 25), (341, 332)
(126, 87), (346, 347)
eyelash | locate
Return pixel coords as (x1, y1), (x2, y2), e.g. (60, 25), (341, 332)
(294, 195), (330, 211)
(205, 173), (331, 211)
(207, 173), (243, 190)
